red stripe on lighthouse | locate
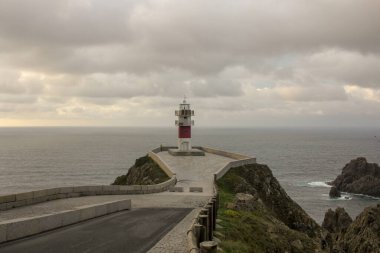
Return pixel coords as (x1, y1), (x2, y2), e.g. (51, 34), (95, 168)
(179, 126), (191, 138)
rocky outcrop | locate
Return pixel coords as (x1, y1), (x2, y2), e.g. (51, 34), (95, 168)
(323, 205), (380, 253)
(217, 163), (324, 253)
(230, 164), (321, 237)
(331, 157), (380, 197)
(329, 186), (341, 198)
(217, 162), (380, 253)
(322, 207), (352, 233)
(112, 155), (169, 185)
(336, 204), (380, 253)
(228, 192), (266, 212)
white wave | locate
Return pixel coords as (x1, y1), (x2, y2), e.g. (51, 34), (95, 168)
(307, 181), (331, 188)
(346, 192), (380, 200)
(337, 195), (353, 201)
(325, 193), (353, 201)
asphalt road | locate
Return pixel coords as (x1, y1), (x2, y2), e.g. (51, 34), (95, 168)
(0, 208), (192, 253)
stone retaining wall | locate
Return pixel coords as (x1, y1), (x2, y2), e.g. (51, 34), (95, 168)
(0, 177), (176, 211)
(0, 199), (131, 243)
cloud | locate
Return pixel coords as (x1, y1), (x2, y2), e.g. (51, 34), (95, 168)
(1, 0), (380, 75)
(0, 0), (380, 126)
(273, 85), (347, 102)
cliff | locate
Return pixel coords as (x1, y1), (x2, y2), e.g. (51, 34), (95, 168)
(112, 155), (169, 185)
(217, 163), (324, 253)
(336, 204), (380, 253)
(330, 157), (380, 197)
(322, 205), (380, 253)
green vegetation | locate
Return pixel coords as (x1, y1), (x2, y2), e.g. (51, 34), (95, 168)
(216, 166), (320, 253)
(112, 155), (169, 185)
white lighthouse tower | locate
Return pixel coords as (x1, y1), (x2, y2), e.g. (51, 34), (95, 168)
(169, 97), (205, 156)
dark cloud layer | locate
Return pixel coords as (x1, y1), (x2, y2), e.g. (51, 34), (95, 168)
(0, 0), (379, 126)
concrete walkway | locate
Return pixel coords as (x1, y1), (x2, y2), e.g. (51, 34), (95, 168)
(157, 151), (235, 194)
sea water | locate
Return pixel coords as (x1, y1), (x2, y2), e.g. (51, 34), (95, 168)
(0, 127), (379, 223)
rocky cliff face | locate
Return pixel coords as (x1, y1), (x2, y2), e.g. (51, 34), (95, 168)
(217, 163), (324, 253)
(322, 205), (380, 253)
(225, 163), (321, 237)
(337, 204), (380, 253)
(331, 157), (380, 197)
(112, 155), (169, 185)
(322, 207), (352, 234)
(217, 162), (380, 253)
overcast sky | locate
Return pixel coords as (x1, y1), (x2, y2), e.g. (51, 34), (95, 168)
(0, 0), (380, 127)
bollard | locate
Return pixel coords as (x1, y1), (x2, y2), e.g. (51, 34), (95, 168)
(216, 193), (220, 211)
(195, 224), (206, 246)
(206, 204), (213, 240)
(200, 208), (208, 215)
(199, 214), (209, 241)
(211, 197), (217, 230)
(194, 224), (202, 246)
(200, 241), (218, 253)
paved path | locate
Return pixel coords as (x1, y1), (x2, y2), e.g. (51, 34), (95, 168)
(147, 208), (200, 253)
(0, 208), (192, 253)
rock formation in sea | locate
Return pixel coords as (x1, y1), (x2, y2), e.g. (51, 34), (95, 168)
(112, 155), (169, 185)
(330, 157), (380, 198)
(329, 186), (341, 198)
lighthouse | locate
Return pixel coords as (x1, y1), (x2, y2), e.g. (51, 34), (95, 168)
(168, 98), (205, 156)
(176, 97), (193, 151)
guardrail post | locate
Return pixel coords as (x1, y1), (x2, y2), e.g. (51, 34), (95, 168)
(200, 241), (217, 253)
(215, 192), (220, 212)
(199, 214), (209, 241)
(194, 223), (206, 246)
(206, 203), (213, 240)
(211, 197), (217, 230)
(200, 208), (208, 215)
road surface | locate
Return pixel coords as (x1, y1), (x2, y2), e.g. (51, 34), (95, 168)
(0, 208), (192, 253)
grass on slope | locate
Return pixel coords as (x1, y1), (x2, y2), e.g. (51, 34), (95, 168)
(216, 169), (319, 253)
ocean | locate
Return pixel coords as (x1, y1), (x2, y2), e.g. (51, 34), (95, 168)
(0, 127), (379, 224)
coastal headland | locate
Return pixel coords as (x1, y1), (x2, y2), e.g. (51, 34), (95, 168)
(1, 147), (379, 253)
(0, 146), (255, 252)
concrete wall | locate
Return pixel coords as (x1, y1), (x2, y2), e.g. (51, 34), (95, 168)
(0, 149), (178, 211)
(196, 146), (253, 160)
(148, 151), (176, 177)
(213, 158), (257, 181)
(0, 199), (131, 244)
(151, 146), (177, 153)
(0, 177), (176, 212)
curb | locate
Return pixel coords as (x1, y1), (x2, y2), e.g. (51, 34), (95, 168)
(0, 199), (131, 244)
